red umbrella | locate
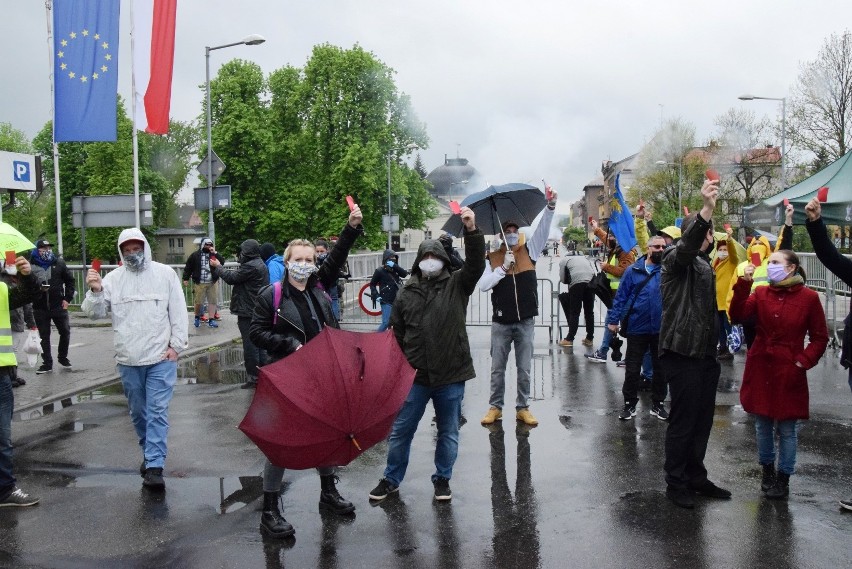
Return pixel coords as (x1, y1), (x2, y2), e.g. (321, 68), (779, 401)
(239, 327), (416, 470)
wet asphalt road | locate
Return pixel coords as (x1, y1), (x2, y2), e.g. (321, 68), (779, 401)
(2, 258), (852, 568)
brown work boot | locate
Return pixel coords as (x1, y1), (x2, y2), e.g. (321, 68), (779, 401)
(516, 408), (539, 427)
(480, 407), (502, 425)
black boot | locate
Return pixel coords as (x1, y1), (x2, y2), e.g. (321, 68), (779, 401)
(760, 463), (776, 493)
(260, 492), (295, 538)
(319, 474), (355, 515)
(766, 472), (790, 500)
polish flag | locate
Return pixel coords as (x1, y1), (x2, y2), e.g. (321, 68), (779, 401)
(132, 0), (177, 134)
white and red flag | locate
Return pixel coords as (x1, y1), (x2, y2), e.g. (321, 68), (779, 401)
(132, 0), (176, 134)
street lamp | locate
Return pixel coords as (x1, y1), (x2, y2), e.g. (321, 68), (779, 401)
(205, 34), (266, 243)
(738, 94), (787, 189)
(386, 144), (419, 250)
(655, 159), (683, 214)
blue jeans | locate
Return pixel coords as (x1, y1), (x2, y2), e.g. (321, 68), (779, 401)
(489, 319), (535, 410)
(642, 349), (653, 379)
(331, 298), (340, 320)
(377, 303), (393, 332)
(754, 415), (801, 475)
(118, 359), (178, 469)
(597, 326), (613, 356)
(383, 382), (465, 486)
(0, 369), (15, 498)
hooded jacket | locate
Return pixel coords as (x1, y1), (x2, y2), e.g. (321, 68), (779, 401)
(29, 249), (75, 312)
(212, 239), (269, 317)
(659, 213), (718, 359)
(80, 228), (188, 366)
(182, 237), (223, 284)
(390, 228), (485, 387)
(724, 226), (793, 313)
(259, 243), (285, 284)
(606, 256), (662, 335)
(249, 222), (363, 360)
(369, 249), (409, 305)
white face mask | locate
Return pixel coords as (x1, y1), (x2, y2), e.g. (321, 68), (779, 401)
(418, 258), (444, 278)
(505, 233), (520, 247)
(716, 251), (728, 260)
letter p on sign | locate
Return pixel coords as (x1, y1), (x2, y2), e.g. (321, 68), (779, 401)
(13, 161), (29, 183)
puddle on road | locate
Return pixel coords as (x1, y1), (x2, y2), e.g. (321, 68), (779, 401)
(14, 347), (250, 423)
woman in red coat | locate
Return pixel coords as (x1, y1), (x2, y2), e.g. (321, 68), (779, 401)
(729, 250), (828, 500)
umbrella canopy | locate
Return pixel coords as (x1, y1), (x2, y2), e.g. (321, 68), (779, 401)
(441, 183), (545, 236)
(750, 229), (778, 247)
(0, 223), (35, 254)
(239, 327), (415, 470)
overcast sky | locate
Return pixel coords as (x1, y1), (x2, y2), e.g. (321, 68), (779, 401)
(2, 0), (851, 214)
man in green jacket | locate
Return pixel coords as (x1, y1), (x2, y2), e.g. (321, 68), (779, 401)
(369, 206), (484, 503)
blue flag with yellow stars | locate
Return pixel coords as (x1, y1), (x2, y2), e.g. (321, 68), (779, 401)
(608, 173), (637, 253)
(53, 0), (120, 142)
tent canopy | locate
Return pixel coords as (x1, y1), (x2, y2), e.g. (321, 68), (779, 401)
(743, 151), (852, 226)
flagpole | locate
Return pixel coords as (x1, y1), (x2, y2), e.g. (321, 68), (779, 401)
(130, 0), (141, 228)
(46, 0), (64, 255)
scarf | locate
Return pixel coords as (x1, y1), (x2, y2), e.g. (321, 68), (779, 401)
(769, 274), (804, 288)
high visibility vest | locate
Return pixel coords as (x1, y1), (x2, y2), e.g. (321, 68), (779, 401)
(608, 253), (621, 290)
(0, 283), (17, 367)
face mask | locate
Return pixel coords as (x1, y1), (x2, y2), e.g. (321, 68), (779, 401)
(317, 253), (328, 264)
(505, 233), (520, 247)
(3, 261), (16, 275)
(650, 251), (663, 264)
(124, 251), (145, 272)
(39, 250), (54, 263)
(716, 251), (729, 260)
(418, 258), (444, 278)
(767, 264), (791, 283)
(288, 261), (317, 283)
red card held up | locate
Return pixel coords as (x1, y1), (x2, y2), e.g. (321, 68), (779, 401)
(751, 252), (762, 266)
(683, 206), (690, 216)
(91, 259), (101, 272)
(449, 200), (462, 215)
(705, 169), (720, 182)
(345, 195), (356, 211)
(723, 223), (731, 231)
(588, 216), (594, 223)
(4, 251), (15, 266)
(817, 186), (829, 202)
(783, 197), (790, 206)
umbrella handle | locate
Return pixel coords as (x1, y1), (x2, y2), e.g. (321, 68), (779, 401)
(357, 347), (365, 380)
(349, 434), (362, 451)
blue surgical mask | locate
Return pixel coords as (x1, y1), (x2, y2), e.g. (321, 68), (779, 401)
(505, 233), (520, 247)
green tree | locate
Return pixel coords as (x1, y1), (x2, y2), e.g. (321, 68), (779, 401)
(206, 44), (433, 251)
(0, 122), (51, 236)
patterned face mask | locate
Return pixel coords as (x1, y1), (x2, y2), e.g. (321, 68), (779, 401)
(288, 261), (317, 283)
(39, 250), (55, 263)
(124, 250), (146, 272)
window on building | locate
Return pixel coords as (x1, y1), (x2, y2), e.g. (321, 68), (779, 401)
(168, 238), (175, 250)
(178, 238), (184, 249)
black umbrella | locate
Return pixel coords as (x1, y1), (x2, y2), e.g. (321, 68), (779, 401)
(441, 183), (546, 237)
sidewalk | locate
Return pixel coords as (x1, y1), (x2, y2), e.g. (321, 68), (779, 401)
(12, 311), (243, 414)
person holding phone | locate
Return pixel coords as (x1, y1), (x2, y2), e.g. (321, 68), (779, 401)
(729, 249), (828, 499)
(804, 196), (852, 511)
(29, 239), (75, 374)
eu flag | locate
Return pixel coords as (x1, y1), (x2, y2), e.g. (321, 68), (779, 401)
(608, 173), (637, 253)
(53, 0), (120, 142)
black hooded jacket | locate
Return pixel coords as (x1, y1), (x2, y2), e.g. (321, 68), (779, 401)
(390, 227), (485, 387)
(369, 249), (409, 305)
(249, 222), (363, 360)
(29, 252), (74, 312)
(212, 239), (269, 317)
(182, 237), (224, 284)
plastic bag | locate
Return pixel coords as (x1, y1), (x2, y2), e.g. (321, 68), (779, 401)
(727, 325), (743, 354)
(23, 329), (41, 368)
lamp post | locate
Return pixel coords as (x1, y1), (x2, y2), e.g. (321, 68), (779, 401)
(655, 159), (683, 214)
(205, 34), (265, 243)
(386, 144), (419, 250)
(738, 94), (787, 189)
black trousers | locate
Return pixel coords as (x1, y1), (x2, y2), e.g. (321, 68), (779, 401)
(623, 334), (665, 403)
(34, 308), (71, 366)
(661, 352), (720, 490)
(559, 283), (595, 341)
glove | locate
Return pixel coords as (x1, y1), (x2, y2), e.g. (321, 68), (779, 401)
(376, 296), (382, 304)
(502, 250), (515, 271)
(386, 260), (395, 268)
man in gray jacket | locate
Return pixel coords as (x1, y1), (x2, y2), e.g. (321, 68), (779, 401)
(557, 254), (597, 348)
(659, 179), (731, 509)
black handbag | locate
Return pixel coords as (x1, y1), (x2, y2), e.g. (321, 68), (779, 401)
(589, 271), (612, 309)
